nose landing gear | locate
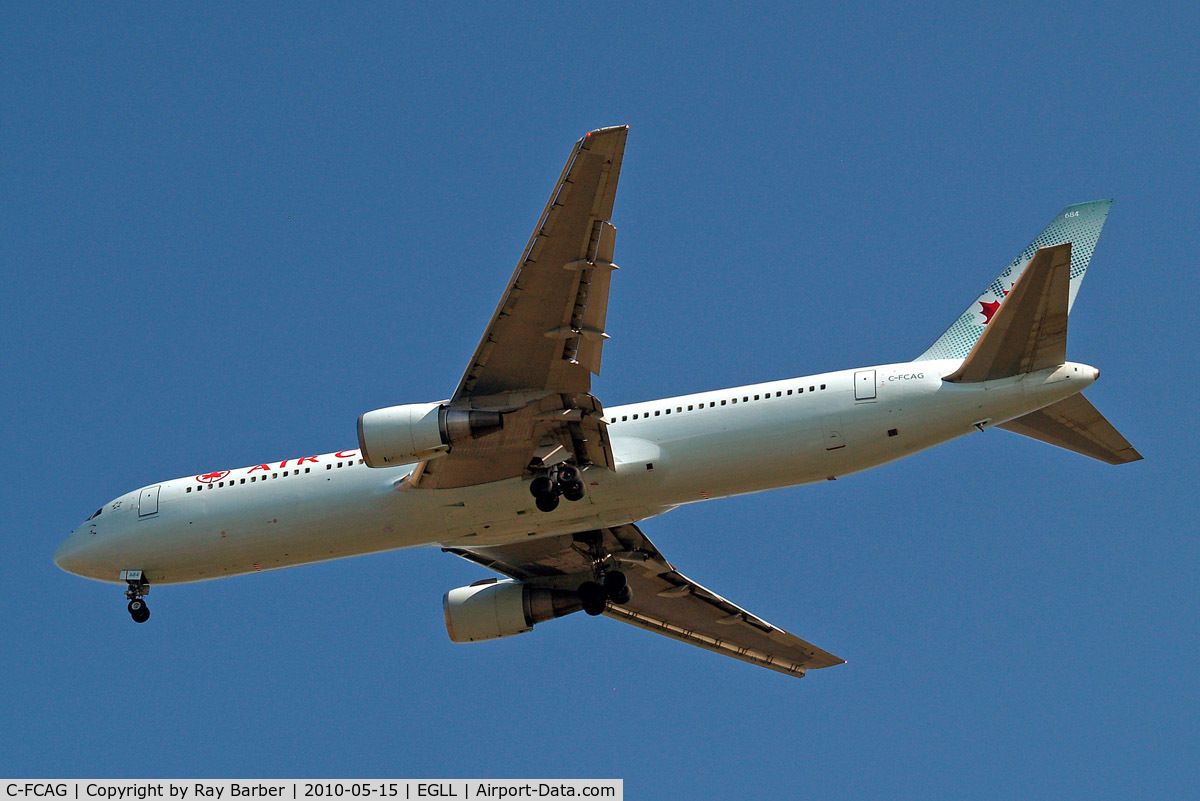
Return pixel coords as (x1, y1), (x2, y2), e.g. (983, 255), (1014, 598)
(122, 570), (150, 623)
(529, 463), (587, 512)
(127, 598), (150, 623)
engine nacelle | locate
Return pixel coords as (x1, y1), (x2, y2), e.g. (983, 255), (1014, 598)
(357, 402), (503, 467)
(443, 579), (583, 643)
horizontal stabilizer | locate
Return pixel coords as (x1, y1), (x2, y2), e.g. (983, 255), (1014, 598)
(998, 393), (1142, 464)
(944, 244), (1071, 383)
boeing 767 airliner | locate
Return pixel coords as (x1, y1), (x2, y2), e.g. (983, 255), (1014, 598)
(54, 126), (1140, 677)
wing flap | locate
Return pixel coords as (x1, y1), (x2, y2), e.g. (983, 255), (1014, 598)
(573, 221), (618, 375)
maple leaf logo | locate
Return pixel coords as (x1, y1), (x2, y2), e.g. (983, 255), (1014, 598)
(979, 281), (1017, 324)
(979, 299), (1001, 324)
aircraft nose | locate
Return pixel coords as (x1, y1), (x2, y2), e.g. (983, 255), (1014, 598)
(53, 533), (85, 575)
(54, 528), (108, 578)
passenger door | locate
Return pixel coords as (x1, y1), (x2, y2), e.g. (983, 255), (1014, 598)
(138, 485), (160, 517)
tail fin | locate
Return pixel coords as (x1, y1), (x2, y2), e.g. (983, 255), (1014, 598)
(917, 200), (1113, 361)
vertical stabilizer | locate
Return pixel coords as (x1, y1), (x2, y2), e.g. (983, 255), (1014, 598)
(917, 200), (1112, 361)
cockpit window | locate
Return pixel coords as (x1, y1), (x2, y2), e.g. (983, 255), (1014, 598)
(87, 507), (103, 521)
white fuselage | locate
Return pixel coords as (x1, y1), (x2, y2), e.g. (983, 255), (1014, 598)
(54, 359), (1098, 585)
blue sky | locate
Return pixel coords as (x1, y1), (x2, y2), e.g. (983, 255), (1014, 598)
(3, 3), (1197, 797)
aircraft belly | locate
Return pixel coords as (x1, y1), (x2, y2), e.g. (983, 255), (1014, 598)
(610, 402), (835, 505)
(434, 465), (668, 548)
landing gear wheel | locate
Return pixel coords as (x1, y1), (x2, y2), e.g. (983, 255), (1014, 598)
(556, 465), (580, 486)
(562, 481), (585, 502)
(535, 493), (560, 513)
(578, 581), (608, 616)
(127, 598), (150, 623)
(603, 571), (631, 604)
(603, 570), (627, 595)
(529, 475), (555, 499)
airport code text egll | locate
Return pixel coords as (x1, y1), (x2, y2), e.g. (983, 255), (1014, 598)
(5, 784), (619, 800)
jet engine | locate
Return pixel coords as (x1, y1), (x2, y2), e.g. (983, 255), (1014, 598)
(357, 402), (503, 467)
(443, 579), (583, 643)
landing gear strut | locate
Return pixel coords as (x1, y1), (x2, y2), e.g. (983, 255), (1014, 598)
(122, 570), (150, 624)
(529, 463), (587, 512)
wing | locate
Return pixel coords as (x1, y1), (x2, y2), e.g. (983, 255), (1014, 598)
(414, 126), (627, 489)
(445, 524), (844, 678)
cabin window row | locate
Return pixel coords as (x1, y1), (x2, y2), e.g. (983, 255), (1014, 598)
(185, 459), (365, 492)
(616, 384), (828, 422)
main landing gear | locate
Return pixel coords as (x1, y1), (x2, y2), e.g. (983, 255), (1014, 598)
(569, 532), (633, 616)
(122, 570), (150, 624)
(576, 570), (632, 616)
(529, 463), (586, 513)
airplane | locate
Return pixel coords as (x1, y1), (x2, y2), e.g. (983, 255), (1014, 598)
(54, 125), (1141, 678)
